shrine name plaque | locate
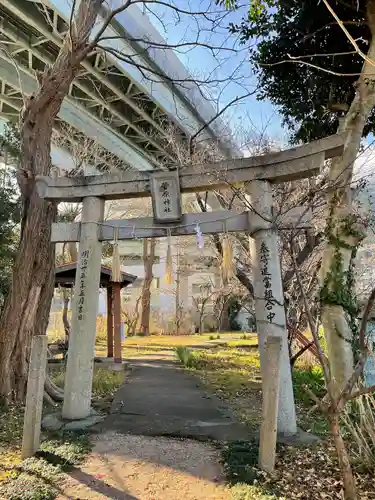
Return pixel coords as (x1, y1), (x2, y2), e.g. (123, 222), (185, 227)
(150, 170), (182, 223)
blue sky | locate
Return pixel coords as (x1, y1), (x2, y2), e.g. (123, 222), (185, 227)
(144, 0), (287, 147)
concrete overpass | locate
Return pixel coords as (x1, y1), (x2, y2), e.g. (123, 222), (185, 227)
(0, 0), (238, 172)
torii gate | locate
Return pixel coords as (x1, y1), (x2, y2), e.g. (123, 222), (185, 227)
(36, 133), (345, 437)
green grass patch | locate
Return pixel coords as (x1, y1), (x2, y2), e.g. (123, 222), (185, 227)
(51, 366), (124, 399)
(227, 339), (258, 348)
(175, 346), (199, 368)
(222, 441), (282, 499)
(291, 364), (329, 435)
(0, 432), (91, 500)
(192, 348), (259, 370)
(175, 345), (260, 374)
(292, 365), (325, 406)
(91, 369), (124, 398)
(0, 403), (24, 445)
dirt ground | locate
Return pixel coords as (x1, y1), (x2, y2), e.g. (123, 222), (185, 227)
(58, 432), (231, 500)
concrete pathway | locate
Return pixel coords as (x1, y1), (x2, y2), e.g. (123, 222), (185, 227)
(59, 354), (248, 499)
(97, 355), (249, 442)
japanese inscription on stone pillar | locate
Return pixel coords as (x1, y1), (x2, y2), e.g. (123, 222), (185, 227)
(77, 249), (89, 321)
(259, 242), (276, 323)
(150, 170), (182, 223)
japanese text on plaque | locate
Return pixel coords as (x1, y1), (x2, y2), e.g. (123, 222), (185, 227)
(260, 242), (276, 323)
(77, 249), (89, 321)
(159, 181), (172, 214)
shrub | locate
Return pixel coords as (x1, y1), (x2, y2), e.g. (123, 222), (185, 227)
(2, 472), (57, 500)
(292, 365), (325, 406)
(175, 346), (199, 369)
(230, 484), (278, 500)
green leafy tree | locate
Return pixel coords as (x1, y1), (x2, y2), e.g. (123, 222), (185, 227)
(224, 0), (375, 388)
(217, 0), (273, 19)
(225, 4), (375, 498)
(228, 0), (370, 143)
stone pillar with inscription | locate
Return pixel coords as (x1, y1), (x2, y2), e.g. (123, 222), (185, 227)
(247, 180), (297, 435)
(63, 196), (105, 420)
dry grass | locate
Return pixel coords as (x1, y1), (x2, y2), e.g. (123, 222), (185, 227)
(342, 393), (375, 470)
(48, 311), (251, 359)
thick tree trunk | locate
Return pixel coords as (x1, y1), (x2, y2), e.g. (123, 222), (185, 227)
(0, 0), (102, 401)
(141, 238), (156, 336)
(320, 3), (375, 390)
(0, 197), (57, 400)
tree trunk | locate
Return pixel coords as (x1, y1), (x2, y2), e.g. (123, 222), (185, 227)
(128, 294), (142, 336)
(0, 0), (102, 401)
(330, 416), (357, 500)
(199, 309), (204, 333)
(68, 242), (78, 262)
(320, 3), (375, 390)
(62, 289), (71, 342)
(220, 301), (230, 332)
(141, 238), (156, 336)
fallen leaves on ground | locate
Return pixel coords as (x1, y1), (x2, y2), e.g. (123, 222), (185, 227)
(186, 346), (375, 500)
(223, 438), (375, 500)
(271, 440), (375, 499)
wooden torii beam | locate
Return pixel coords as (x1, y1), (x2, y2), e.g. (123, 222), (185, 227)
(37, 133), (345, 435)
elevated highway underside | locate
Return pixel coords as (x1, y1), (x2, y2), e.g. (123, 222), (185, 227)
(0, 1), (232, 172)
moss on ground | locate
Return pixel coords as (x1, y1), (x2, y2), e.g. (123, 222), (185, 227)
(0, 404), (91, 500)
(222, 440), (282, 499)
(0, 364), (124, 499)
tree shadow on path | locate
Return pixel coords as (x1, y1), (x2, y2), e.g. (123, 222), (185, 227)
(67, 468), (139, 499)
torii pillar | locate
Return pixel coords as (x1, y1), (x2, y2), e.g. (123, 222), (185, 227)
(247, 180), (297, 435)
(63, 196), (104, 420)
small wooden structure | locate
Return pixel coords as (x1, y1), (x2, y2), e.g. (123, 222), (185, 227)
(55, 263), (136, 361)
